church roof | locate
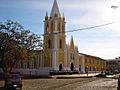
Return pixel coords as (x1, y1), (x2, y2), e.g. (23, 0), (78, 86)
(50, 0), (61, 17)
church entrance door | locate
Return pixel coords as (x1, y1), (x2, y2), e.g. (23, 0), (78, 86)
(59, 64), (62, 71)
(70, 63), (74, 71)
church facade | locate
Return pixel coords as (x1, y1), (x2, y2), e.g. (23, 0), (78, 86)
(13, 0), (106, 75)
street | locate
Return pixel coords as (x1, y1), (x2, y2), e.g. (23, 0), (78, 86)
(0, 77), (118, 90)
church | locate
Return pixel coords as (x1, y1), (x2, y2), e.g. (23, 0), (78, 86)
(43, 0), (80, 72)
(13, 0), (106, 75)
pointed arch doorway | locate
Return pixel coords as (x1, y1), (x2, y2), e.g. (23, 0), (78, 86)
(59, 64), (62, 71)
(70, 63), (74, 71)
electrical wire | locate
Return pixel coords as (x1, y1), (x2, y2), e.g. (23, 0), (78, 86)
(66, 21), (120, 33)
(38, 20), (120, 36)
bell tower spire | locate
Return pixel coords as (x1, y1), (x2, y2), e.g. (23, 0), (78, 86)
(44, 0), (66, 70)
(50, 0), (61, 17)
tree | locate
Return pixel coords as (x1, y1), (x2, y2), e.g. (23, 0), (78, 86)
(0, 20), (42, 74)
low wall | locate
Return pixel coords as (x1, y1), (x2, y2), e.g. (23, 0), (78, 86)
(13, 68), (52, 76)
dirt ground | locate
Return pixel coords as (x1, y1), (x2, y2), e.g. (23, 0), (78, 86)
(0, 77), (118, 90)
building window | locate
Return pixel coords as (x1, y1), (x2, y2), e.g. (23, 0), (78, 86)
(90, 66), (91, 71)
(73, 54), (74, 60)
(70, 53), (75, 60)
(97, 67), (99, 71)
(71, 53), (72, 60)
(93, 60), (94, 64)
(97, 61), (99, 64)
(51, 22), (53, 30)
(85, 59), (87, 63)
(58, 23), (60, 32)
(89, 59), (91, 64)
(27, 61), (29, 68)
(62, 24), (64, 32)
(46, 24), (49, 33)
(60, 39), (62, 49)
(93, 67), (95, 71)
(21, 61), (23, 68)
(48, 39), (51, 48)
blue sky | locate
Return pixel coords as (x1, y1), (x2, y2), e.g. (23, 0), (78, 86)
(1, 0), (120, 59)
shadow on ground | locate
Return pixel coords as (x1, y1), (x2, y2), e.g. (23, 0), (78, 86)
(0, 87), (5, 90)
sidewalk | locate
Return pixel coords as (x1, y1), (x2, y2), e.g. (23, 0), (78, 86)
(50, 73), (99, 79)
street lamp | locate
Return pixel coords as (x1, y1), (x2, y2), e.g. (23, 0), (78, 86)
(111, 5), (119, 9)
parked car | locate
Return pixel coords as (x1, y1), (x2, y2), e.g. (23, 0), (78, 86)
(105, 71), (115, 78)
(4, 73), (22, 90)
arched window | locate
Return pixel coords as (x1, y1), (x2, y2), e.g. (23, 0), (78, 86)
(58, 23), (60, 32)
(60, 39), (62, 49)
(62, 22), (65, 32)
(27, 61), (29, 68)
(48, 39), (51, 48)
(46, 24), (49, 33)
(51, 21), (53, 32)
(71, 53), (72, 60)
(73, 53), (74, 60)
(70, 53), (75, 60)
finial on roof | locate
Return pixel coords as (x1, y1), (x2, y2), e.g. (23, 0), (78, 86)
(63, 13), (65, 20)
(50, 0), (61, 17)
(46, 11), (48, 16)
(45, 11), (48, 20)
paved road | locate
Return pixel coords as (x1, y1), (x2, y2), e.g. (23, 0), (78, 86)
(74, 78), (117, 90)
(0, 78), (118, 90)
(50, 78), (117, 90)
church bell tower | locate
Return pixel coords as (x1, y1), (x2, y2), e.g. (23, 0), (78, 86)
(44, 0), (66, 70)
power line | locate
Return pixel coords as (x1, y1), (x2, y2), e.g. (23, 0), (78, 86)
(66, 21), (120, 33)
(38, 21), (120, 36)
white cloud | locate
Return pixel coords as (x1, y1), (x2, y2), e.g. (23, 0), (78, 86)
(59, 0), (120, 33)
(78, 41), (120, 59)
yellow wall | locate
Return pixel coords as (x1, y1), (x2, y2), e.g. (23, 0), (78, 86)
(44, 15), (66, 68)
(79, 54), (106, 72)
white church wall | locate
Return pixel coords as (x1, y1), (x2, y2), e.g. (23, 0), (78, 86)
(13, 67), (52, 75)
